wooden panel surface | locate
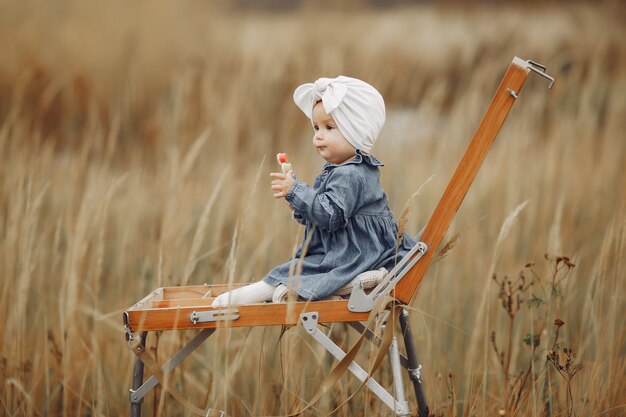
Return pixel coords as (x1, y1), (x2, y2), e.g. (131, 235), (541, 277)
(394, 57), (531, 304)
(125, 299), (370, 332)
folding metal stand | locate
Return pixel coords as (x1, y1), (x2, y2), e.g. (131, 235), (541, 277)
(127, 308), (428, 417)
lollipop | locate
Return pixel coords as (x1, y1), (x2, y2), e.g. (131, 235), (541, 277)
(276, 153), (292, 174)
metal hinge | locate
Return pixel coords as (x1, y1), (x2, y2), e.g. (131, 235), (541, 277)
(348, 242), (428, 312)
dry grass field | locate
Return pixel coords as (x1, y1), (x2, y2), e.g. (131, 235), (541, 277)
(1, 1), (625, 416)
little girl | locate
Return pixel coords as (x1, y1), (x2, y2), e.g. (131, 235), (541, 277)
(212, 76), (415, 306)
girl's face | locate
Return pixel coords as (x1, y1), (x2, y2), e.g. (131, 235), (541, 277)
(311, 101), (356, 165)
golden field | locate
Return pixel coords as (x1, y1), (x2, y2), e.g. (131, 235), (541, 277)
(0, 1), (624, 416)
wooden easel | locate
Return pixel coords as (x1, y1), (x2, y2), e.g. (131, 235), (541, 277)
(123, 57), (554, 417)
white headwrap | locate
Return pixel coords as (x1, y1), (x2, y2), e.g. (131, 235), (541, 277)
(293, 76), (386, 153)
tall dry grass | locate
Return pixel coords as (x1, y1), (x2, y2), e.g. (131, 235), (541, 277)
(1, 1), (625, 416)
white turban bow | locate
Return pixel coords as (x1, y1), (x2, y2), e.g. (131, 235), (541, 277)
(293, 76), (386, 153)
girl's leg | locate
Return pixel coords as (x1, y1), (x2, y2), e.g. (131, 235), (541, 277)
(211, 280), (276, 307)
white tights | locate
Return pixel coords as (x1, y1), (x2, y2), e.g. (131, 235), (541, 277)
(211, 280), (276, 307)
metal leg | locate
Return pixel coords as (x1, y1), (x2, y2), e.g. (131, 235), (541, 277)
(399, 310), (429, 417)
(130, 332), (148, 417)
(130, 328), (215, 403)
(388, 336), (409, 414)
(301, 312), (410, 415)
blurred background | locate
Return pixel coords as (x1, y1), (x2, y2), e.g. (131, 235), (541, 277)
(1, 1), (624, 416)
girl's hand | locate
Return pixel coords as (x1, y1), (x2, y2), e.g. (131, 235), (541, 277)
(270, 171), (295, 199)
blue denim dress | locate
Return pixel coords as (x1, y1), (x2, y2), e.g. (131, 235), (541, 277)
(263, 150), (416, 300)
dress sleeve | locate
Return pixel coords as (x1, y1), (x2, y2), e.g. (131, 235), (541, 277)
(285, 168), (364, 231)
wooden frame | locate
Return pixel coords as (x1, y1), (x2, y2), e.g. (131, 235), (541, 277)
(123, 57), (554, 417)
(124, 284), (369, 331)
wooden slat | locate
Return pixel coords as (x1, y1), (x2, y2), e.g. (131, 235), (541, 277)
(125, 284), (259, 310)
(128, 288), (163, 310)
(162, 286), (209, 300)
(152, 298), (217, 308)
(394, 57), (532, 304)
(159, 284), (248, 300)
(125, 299), (370, 332)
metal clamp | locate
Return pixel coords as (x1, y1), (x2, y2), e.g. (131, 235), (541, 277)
(129, 388), (144, 405)
(123, 312), (140, 349)
(510, 57), (556, 100)
(527, 60), (556, 88)
(124, 323), (135, 347)
(408, 364), (423, 384)
(189, 309), (239, 324)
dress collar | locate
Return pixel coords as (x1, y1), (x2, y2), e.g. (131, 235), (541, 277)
(323, 149), (384, 171)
